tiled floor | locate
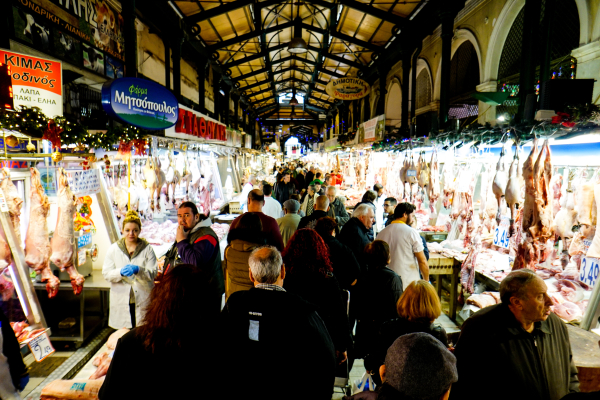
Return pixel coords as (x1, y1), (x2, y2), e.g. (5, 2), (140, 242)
(20, 351), (75, 397)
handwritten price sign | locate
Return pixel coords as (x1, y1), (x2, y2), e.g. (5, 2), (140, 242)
(580, 256), (600, 288)
(27, 331), (55, 362)
(493, 216), (511, 249)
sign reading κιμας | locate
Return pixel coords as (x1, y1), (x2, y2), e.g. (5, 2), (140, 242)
(326, 77), (370, 100)
(0, 49), (62, 117)
(101, 78), (179, 130)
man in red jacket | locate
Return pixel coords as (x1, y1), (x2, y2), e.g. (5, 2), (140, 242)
(228, 189), (284, 251)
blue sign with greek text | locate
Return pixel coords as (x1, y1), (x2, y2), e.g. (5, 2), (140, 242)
(78, 233), (91, 248)
(101, 78), (178, 130)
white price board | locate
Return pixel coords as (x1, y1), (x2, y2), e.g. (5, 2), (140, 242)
(28, 331), (55, 362)
(406, 169), (416, 177)
(580, 256), (599, 288)
(78, 249), (87, 266)
(0, 192), (9, 212)
(66, 170), (101, 197)
(493, 216), (510, 249)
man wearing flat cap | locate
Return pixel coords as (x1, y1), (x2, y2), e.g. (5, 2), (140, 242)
(344, 332), (458, 400)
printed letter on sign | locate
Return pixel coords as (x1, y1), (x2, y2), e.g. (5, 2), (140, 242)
(207, 121), (215, 139)
(199, 117), (206, 137)
(192, 115), (199, 137)
(185, 111), (194, 135)
(175, 108), (187, 132)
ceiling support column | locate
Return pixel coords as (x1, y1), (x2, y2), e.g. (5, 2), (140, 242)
(223, 85), (231, 127)
(197, 58), (207, 114)
(123, 0), (137, 77)
(163, 36), (171, 90)
(363, 97), (371, 122)
(410, 45), (422, 136)
(171, 31), (184, 102)
(401, 54), (410, 132)
(438, 9), (454, 130)
(517, 0), (542, 122)
(376, 66), (388, 116)
(213, 69), (221, 121)
(232, 93), (240, 130)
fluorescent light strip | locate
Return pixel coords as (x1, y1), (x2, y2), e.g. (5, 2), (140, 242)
(168, 1), (185, 19)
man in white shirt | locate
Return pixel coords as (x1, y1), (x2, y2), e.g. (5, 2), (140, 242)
(240, 175), (257, 208)
(373, 183), (385, 234)
(377, 202), (429, 290)
(262, 183), (283, 219)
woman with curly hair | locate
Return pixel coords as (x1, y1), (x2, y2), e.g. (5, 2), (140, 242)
(282, 229), (352, 364)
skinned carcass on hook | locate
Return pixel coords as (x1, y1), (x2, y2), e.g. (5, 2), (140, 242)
(505, 144), (522, 236)
(492, 144), (508, 224)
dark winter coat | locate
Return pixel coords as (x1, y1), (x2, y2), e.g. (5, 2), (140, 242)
(338, 217), (372, 268)
(451, 303), (579, 400)
(298, 210), (329, 230)
(0, 308), (27, 392)
(320, 234), (361, 290)
(327, 197), (350, 228)
(274, 181), (296, 204)
(354, 267), (404, 358)
(283, 269), (352, 353)
(220, 287), (336, 400)
(364, 316), (448, 377)
(100, 328), (219, 399)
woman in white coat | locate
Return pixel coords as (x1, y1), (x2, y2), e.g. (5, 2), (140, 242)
(103, 210), (157, 329)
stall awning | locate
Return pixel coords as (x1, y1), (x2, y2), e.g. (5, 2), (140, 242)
(470, 91), (511, 106)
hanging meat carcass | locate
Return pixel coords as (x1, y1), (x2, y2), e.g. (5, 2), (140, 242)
(25, 167), (59, 298)
(0, 168), (23, 245)
(164, 151), (181, 204)
(442, 157), (455, 209)
(521, 138), (539, 234)
(550, 168), (563, 218)
(492, 145), (508, 223)
(50, 168), (85, 295)
(586, 184), (600, 258)
(180, 154), (193, 199)
(505, 145), (522, 236)
(399, 156), (409, 201)
(428, 151), (440, 216)
(554, 170), (577, 252)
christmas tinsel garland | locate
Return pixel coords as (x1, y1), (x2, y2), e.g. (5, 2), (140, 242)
(371, 104), (600, 152)
(0, 106), (148, 151)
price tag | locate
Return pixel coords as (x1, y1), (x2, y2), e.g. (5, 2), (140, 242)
(27, 331), (55, 362)
(407, 169), (417, 177)
(0, 192), (9, 212)
(78, 233), (91, 248)
(580, 256), (600, 288)
(583, 239), (592, 253)
(78, 249), (87, 266)
(493, 216), (510, 249)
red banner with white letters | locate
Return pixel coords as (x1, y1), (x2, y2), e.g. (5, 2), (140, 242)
(165, 104), (226, 143)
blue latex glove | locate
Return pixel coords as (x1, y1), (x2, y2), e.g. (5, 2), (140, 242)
(19, 375), (29, 391)
(120, 264), (140, 277)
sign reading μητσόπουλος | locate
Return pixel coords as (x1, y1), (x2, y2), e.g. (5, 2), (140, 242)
(102, 78), (178, 130)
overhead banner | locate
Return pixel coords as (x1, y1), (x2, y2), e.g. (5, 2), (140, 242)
(0, 49), (62, 117)
(165, 104), (227, 144)
(326, 77), (370, 100)
(102, 78), (179, 130)
(359, 114), (385, 143)
(11, 0), (125, 77)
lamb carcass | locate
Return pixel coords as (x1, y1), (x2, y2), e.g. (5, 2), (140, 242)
(428, 151), (440, 216)
(505, 146), (521, 235)
(442, 158), (455, 209)
(492, 146), (508, 223)
(0, 168), (23, 245)
(585, 183), (600, 258)
(521, 138), (539, 234)
(50, 168), (85, 295)
(164, 151), (181, 203)
(550, 169), (563, 218)
(25, 167), (59, 298)
(554, 170), (577, 252)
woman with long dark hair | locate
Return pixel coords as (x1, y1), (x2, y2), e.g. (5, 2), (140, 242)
(99, 264), (220, 399)
(282, 229), (352, 364)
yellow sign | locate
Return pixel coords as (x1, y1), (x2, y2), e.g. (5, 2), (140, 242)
(326, 78), (370, 100)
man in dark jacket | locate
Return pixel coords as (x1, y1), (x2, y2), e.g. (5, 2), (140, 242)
(274, 171), (296, 204)
(296, 169), (306, 191)
(452, 269), (579, 400)
(315, 217), (361, 290)
(298, 195), (330, 230)
(165, 201), (224, 312)
(305, 166), (315, 188)
(337, 204), (374, 268)
(220, 246), (336, 400)
(0, 308), (29, 396)
(326, 186), (350, 228)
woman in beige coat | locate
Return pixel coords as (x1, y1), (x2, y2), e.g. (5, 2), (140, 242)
(223, 213), (266, 298)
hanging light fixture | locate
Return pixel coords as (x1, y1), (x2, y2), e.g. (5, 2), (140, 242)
(289, 83), (299, 105)
(287, 3), (307, 54)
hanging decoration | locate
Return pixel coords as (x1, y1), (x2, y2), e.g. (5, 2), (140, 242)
(1, 106), (151, 150)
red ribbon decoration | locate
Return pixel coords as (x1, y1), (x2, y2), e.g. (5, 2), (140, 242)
(551, 112), (575, 127)
(132, 139), (147, 156)
(43, 119), (62, 148)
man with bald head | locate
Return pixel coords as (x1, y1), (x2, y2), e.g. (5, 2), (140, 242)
(298, 195), (330, 230)
(229, 189), (284, 251)
(220, 246), (336, 400)
(452, 269), (579, 400)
